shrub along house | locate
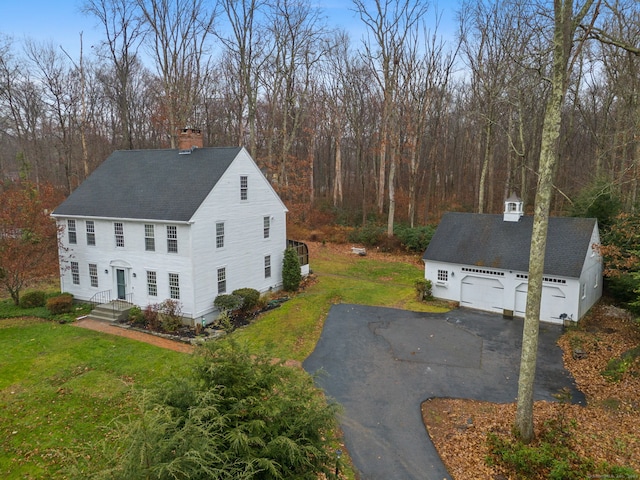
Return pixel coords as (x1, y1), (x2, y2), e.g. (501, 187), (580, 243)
(51, 129), (289, 323)
(422, 195), (602, 325)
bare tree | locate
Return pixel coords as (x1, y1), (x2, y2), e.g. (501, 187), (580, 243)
(353, 0), (429, 235)
(24, 40), (80, 192)
(217, 0), (270, 157)
(84, 0), (145, 149)
(137, 0), (217, 147)
(262, 0), (330, 191)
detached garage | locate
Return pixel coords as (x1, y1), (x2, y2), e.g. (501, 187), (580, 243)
(422, 195), (602, 325)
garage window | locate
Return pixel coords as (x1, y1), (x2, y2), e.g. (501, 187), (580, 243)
(437, 270), (448, 282)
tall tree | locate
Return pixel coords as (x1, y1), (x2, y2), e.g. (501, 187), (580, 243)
(262, 0), (329, 194)
(84, 0), (145, 150)
(515, 0), (596, 443)
(353, 0), (428, 235)
(137, 0), (216, 147)
(217, 0), (269, 157)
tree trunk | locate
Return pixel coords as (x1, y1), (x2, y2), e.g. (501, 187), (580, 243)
(333, 134), (343, 206)
(515, 0), (595, 443)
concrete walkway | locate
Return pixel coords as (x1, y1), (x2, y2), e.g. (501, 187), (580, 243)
(303, 304), (584, 480)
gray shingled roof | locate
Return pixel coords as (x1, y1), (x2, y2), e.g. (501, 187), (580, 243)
(52, 147), (242, 221)
(422, 212), (598, 278)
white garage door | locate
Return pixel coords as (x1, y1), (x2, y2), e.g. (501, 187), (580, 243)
(461, 276), (504, 313)
(514, 283), (566, 322)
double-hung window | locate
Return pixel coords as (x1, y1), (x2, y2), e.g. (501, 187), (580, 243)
(216, 222), (224, 248)
(240, 175), (248, 200)
(68, 219), (77, 244)
(264, 255), (271, 278)
(169, 273), (180, 299)
(86, 221), (95, 246)
(147, 271), (157, 297)
(71, 261), (80, 285)
(263, 216), (270, 239)
(114, 222), (124, 247)
(217, 267), (226, 294)
(89, 263), (98, 287)
(145, 224), (155, 251)
(167, 225), (178, 253)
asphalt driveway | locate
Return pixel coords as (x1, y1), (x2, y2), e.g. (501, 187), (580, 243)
(302, 304), (585, 480)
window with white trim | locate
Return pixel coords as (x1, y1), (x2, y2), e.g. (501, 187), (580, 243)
(114, 222), (124, 247)
(86, 221), (95, 246)
(89, 263), (98, 288)
(263, 216), (270, 239)
(145, 224), (155, 251)
(71, 261), (80, 285)
(240, 175), (248, 200)
(437, 269), (448, 282)
(68, 219), (77, 244)
(216, 222), (224, 248)
(169, 273), (180, 299)
(265, 255), (271, 278)
(217, 267), (226, 294)
(147, 271), (157, 297)
(167, 225), (178, 253)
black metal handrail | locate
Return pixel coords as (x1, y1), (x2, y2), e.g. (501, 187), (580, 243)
(89, 289), (111, 308)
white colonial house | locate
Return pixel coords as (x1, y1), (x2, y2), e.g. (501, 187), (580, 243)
(52, 129), (289, 323)
(422, 195), (602, 325)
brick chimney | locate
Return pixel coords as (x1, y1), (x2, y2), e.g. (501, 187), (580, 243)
(178, 127), (203, 151)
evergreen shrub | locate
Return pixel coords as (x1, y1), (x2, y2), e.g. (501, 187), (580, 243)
(20, 290), (47, 308)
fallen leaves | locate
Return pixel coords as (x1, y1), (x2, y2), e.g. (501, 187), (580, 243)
(423, 303), (640, 479)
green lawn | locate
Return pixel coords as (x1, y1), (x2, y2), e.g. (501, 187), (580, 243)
(231, 246), (449, 361)
(0, 247), (448, 478)
(0, 317), (191, 479)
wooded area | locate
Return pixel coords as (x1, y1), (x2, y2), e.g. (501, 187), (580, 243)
(1, 0), (639, 230)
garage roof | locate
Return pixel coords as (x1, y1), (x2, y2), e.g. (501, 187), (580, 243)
(422, 213), (598, 279)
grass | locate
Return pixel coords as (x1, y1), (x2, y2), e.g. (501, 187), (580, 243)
(0, 246), (448, 478)
(231, 246), (450, 361)
(0, 317), (191, 478)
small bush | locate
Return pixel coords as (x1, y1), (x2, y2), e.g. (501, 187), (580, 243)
(20, 290), (47, 309)
(602, 345), (640, 382)
(282, 247), (302, 292)
(395, 224), (436, 253)
(158, 299), (183, 332)
(214, 294), (243, 312)
(46, 293), (74, 314)
(214, 310), (234, 333)
(144, 304), (159, 330)
(415, 279), (433, 301)
(348, 223), (385, 247)
(127, 306), (145, 326)
(232, 288), (260, 311)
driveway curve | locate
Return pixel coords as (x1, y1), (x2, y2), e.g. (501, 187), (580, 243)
(303, 304), (584, 480)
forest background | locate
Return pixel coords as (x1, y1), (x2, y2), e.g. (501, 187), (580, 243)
(1, 0), (639, 236)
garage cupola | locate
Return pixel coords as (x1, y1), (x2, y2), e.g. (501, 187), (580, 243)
(503, 192), (523, 222)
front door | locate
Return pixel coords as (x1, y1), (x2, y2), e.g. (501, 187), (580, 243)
(116, 269), (126, 299)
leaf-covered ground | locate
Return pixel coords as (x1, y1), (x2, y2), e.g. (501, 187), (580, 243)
(423, 303), (640, 479)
